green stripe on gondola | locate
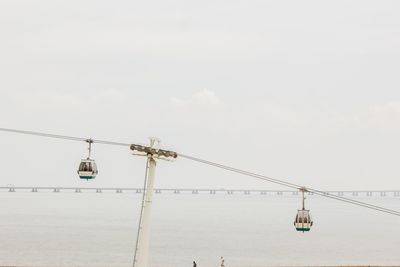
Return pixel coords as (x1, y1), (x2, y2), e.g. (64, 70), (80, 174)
(296, 228), (311, 231)
(79, 176), (96, 179)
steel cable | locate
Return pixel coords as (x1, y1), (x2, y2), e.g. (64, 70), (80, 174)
(179, 154), (400, 217)
(1, 127), (399, 217)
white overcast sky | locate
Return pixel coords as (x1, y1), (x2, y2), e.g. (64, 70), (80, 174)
(0, 0), (400, 190)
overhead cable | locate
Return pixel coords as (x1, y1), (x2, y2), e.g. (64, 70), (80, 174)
(179, 154), (400, 217)
(0, 127), (130, 147)
(0, 127), (399, 217)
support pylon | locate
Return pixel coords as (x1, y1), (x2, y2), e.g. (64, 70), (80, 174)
(133, 155), (156, 267)
(131, 139), (177, 267)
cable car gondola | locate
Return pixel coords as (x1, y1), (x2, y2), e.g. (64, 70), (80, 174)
(77, 139), (98, 180)
(294, 187), (313, 232)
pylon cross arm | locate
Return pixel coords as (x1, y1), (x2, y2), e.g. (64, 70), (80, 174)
(130, 144), (178, 159)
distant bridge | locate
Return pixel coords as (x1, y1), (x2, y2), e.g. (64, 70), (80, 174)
(1, 186), (400, 197)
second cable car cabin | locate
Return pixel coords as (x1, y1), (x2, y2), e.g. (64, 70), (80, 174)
(294, 187), (313, 232)
(294, 209), (313, 232)
(77, 139), (98, 180)
(78, 159), (98, 180)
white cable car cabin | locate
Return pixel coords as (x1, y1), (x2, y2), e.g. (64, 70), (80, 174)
(78, 159), (98, 180)
(294, 209), (313, 232)
(77, 139), (98, 180)
(294, 187), (313, 232)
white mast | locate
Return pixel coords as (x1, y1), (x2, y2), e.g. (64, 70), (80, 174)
(131, 138), (177, 267)
(133, 155), (156, 267)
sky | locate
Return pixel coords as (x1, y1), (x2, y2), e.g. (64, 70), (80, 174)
(0, 0), (400, 190)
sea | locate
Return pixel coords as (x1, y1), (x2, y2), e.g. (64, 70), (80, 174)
(0, 191), (399, 267)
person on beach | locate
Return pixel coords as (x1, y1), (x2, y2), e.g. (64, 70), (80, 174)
(220, 256), (225, 267)
(193, 261), (197, 267)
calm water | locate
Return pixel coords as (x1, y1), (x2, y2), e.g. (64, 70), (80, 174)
(0, 192), (399, 267)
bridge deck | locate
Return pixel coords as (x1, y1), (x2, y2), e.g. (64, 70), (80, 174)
(0, 187), (399, 197)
